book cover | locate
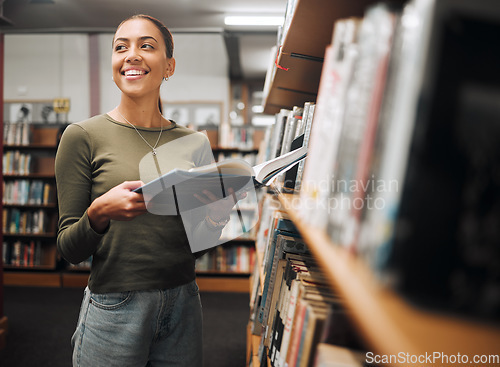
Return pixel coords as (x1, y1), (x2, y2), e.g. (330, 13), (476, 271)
(327, 4), (400, 248)
(341, 4), (400, 253)
(356, 0), (435, 275)
(299, 17), (361, 230)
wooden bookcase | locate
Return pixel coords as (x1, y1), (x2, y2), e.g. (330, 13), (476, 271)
(2, 124), (61, 283)
(254, 0), (500, 365)
(277, 193), (500, 359)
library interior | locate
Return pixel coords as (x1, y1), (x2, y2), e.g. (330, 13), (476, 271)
(1, 0), (500, 366)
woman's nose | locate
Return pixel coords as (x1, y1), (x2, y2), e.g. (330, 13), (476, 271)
(125, 49), (141, 62)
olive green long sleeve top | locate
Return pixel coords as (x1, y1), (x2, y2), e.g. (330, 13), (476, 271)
(55, 114), (218, 293)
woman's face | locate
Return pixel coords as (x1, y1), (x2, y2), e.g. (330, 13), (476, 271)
(112, 18), (175, 100)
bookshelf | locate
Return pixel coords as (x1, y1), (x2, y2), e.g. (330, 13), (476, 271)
(2, 123), (62, 277)
(250, 0), (500, 366)
(263, 0), (391, 115)
(277, 193), (500, 359)
(0, 55), (5, 349)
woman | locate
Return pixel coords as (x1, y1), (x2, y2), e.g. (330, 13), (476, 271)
(56, 14), (236, 367)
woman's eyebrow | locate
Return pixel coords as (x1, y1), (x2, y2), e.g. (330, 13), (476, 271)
(114, 36), (159, 44)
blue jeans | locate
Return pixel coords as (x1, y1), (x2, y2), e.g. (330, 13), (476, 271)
(71, 280), (203, 367)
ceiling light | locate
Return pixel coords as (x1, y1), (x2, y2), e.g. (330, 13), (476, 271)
(224, 16), (284, 27)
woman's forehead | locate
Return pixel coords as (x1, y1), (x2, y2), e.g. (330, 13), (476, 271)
(114, 18), (162, 41)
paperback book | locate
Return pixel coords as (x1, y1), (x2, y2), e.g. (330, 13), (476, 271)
(134, 145), (307, 213)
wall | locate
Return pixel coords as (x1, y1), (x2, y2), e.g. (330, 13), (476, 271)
(4, 32), (230, 124)
(4, 34), (90, 123)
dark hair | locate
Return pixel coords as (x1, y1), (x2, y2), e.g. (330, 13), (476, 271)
(115, 14), (174, 59)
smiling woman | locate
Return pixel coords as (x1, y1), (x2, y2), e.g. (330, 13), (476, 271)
(111, 15), (175, 121)
(54, 14), (237, 367)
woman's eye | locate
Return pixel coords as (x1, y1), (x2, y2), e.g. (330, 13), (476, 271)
(142, 44), (154, 49)
(114, 45), (126, 52)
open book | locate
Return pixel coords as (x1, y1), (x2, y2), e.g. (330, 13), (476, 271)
(134, 146), (307, 212)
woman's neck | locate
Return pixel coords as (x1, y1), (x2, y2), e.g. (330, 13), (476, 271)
(111, 97), (165, 128)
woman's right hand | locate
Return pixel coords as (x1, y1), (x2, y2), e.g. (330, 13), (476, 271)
(87, 181), (147, 233)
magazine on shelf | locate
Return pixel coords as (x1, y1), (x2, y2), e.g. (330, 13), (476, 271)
(134, 145), (307, 211)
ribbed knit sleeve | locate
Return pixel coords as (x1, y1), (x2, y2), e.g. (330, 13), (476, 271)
(55, 123), (106, 264)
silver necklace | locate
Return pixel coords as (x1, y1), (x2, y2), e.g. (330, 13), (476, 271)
(116, 109), (163, 156)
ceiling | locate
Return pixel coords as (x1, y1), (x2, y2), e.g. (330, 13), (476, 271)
(1, 0), (287, 80)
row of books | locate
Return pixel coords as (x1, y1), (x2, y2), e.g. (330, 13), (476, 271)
(299, 2), (405, 264)
(257, 102), (316, 194)
(3, 150), (33, 175)
(3, 121), (31, 146)
(249, 194), (367, 367)
(196, 244), (256, 273)
(266, 0), (500, 320)
(2, 240), (43, 267)
(3, 179), (55, 205)
(2, 207), (52, 235)
(219, 125), (263, 150)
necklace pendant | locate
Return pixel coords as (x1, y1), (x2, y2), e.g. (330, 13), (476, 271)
(152, 149), (157, 156)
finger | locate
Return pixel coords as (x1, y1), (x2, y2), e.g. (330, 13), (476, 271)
(130, 190), (146, 200)
(227, 188), (237, 199)
(133, 195), (146, 203)
(122, 180), (145, 191)
(202, 190), (219, 202)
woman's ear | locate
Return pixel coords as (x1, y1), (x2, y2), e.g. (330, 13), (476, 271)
(166, 57), (176, 78)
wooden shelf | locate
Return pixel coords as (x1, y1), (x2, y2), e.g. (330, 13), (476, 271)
(59, 272), (249, 292)
(251, 334), (261, 367)
(196, 276), (250, 293)
(61, 272), (88, 287)
(3, 264), (57, 271)
(281, 0), (378, 58)
(277, 193), (500, 363)
(4, 144), (57, 150)
(3, 272), (61, 287)
(2, 203), (57, 209)
(3, 232), (56, 238)
(3, 173), (55, 179)
(263, 0), (406, 114)
(196, 270), (250, 276)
